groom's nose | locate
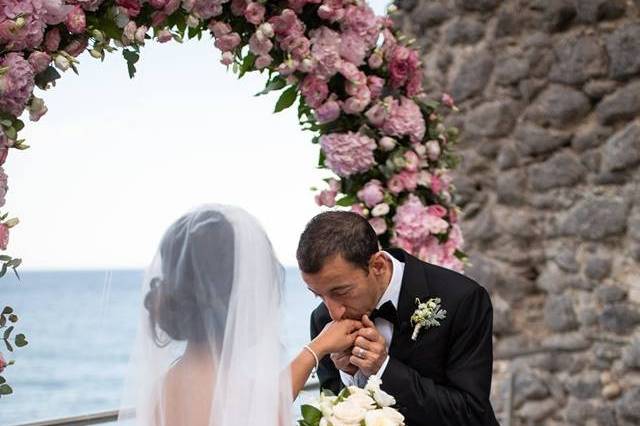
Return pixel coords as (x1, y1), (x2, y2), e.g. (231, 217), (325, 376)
(324, 298), (346, 321)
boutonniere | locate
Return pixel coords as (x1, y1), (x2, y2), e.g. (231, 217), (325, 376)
(410, 297), (447, 341)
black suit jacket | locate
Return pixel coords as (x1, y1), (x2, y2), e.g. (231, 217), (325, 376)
(310, 248), (499, 426)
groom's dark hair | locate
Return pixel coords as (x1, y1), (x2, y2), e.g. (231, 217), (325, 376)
(297, 211), (379, 273)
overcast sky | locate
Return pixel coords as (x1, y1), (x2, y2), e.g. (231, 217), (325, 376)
(4, 0), (391, 269)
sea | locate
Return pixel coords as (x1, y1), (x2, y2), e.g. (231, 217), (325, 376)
(0, 268), (320, 425)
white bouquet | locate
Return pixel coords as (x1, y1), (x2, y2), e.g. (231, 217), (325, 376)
(299, 376), (405, 426)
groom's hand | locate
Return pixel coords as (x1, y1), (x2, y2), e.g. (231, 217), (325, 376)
(350, 315), (387, 377)
(330, 350), (358, 376)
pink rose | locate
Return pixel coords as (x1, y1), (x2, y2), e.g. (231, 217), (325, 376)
(369, 217), (387, 235)
(425, 140), (441, 161)
(368, 51), (383, 69)
(301, 74), (329, 109)
(364, 102), (388, 127)
(430, 174), (444, 194)
(315, 189), (337, 208)
(357, 179), (384, 208)
(157, 29), (172, 43)
(0, 223), (9, 250)
(249, 31), (273, 56)
(28, 51), (51, 74)
(397, 170), (418, 192)
(315, 96), (341, 124)
(367, 76), (384, 100)
(388, 45), (419, 91)
(220, 51), (234, 65)
(116, 0), (141, 17)
(387, 174), (404, 195)
(122, 20), (136, 43)
(135, 25), (147, 44)
(231, 0), (247, 16)
(342, 95), (370, 114)
(244, 2), (265, 25)
(427, 205), (447, 218)
(28, 96), (47, 122)
(404, 150), (420, 172)
(425, 213), (449, 234)
(209, 21), (231, 37)
(214, 32), (241, 51)
(318, 1), (344, 22)
(44, 27), (61, 52)
(351, 203), (366, 217)
(255, 54), (272, 69)
(65, 5), (86, 34)
(441, 93), (456, 109)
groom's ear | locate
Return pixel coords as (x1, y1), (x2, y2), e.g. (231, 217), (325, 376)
(369, 252), (388, 276)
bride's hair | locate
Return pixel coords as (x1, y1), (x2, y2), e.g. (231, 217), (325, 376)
(143, 210), (235, 347)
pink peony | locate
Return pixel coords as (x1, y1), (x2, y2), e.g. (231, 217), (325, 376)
(270, 9), (304, 39)
(43, 27), (61, 51)
(309, 26), (341, 78)
(0, 53), (35, 118)
(341, 2), (380, 48)
(320, 132), (377, 177)
(43, 0), (74, 23)
(68, 0), (102, 12)
(365, 101), (388, 127)
(381, 97), (426, 143)
(28, 51), (51, 74)
(244, 2), (265, 25)
(397, 170), (418, 192)
(300, 74), (329, 109)
(357, 179), (384, 208)
(0, 223), (8, 250)
(283, 36), (310, 61)
(314, 96), (341, 123)
(424, 213), (449, 234)
(369, 217), (387, 235)
(339, 30), (367, 66)
(338, 61), (366, 85)
(392, 194), (430, 245)
(342, 95), (370, 114)
(65, 5), (86, 34)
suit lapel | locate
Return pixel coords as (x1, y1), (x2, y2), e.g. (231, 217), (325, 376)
(385, 249), (431, 362)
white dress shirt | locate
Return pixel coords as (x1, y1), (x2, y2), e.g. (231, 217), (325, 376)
(340, 252), (405, 387)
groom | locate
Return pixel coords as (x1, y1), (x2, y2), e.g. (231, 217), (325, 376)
(298, 211), (499, 426)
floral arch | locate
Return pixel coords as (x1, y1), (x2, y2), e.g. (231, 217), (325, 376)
(0, 0), (464, 394)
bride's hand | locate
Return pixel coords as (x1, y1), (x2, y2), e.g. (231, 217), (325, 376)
(309, 319), (362, 358)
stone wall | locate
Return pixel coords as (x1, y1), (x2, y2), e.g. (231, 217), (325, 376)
(392, 1), (640, 424)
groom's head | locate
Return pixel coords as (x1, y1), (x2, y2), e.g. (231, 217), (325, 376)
(297, 211), (392, 321)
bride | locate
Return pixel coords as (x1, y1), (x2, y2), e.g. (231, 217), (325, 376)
(117, 205), (360, 425)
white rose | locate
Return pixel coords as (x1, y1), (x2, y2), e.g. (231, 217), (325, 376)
(381, 407), (405, 424)
(425, 140), (441, 161)
(318, 394), (337, 418)
(372, 386), (396, 408)
(365, 375), (383, 393)
(371, 203), (390, 217)
(319, 418), (329, 426)
(379, 137), (396, 152)
(365, 409), (399, 426)
(346, 391), (376, 411)
(331, 400), (367, 425)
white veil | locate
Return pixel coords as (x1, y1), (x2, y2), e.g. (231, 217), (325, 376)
(117, 205), (292, 426)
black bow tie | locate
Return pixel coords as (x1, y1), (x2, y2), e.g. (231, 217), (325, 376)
(370, 300), (398, 325)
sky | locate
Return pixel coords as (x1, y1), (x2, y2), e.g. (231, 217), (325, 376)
(4, 0), (392, 269)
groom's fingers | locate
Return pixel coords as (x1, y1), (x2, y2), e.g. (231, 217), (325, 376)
(353, 336), (372, 351)
(362, 315), (375, 328)
(358, 327), (384, 344)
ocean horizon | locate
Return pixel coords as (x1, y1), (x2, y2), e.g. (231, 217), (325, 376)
(0, 268), (320, 425)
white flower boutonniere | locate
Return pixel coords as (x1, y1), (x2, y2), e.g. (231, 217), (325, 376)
(410, 297), (447, 341)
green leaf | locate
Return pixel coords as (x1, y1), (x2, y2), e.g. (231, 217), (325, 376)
(14, 334), (27, 348)
(8, 258), (21, 268)
(274, 86), (298, 113)
(1, 307), (12, 315)
(3, 325), (13, 340)
(4, 127), (16, 140)
(14, 119), (24, 132)
(0, 120), (11, 127)
(0, 375), (5, 384)
(0, 255), (11, 262)
(300, 405), (322, 424)
(255, 76), (287, 96)
(0, 263), (7, 278)
(0, 316), (5, 328)
(238, 52), (256, 79)
(317, 149), (325, 167)
(122, 50), (140, 79)
(0, 384), (13, 395)
(8, 314), (17, 323)
(34, 66), (62, 90)
(4, 339), (13, 352)
(336, 194), (357, 207)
